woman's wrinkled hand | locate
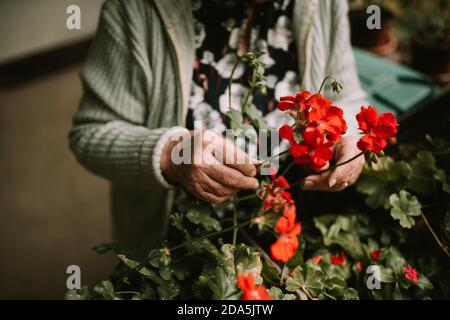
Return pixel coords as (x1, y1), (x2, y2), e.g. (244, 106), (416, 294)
(301, 135), (365, 192)
(160, 130), (260, 204)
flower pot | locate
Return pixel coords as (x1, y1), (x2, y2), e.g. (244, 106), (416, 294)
(410, 37), (450, 82)
(349, 9), (398, 56)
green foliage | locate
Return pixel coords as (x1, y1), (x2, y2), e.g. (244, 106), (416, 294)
(356, 157), (412, 209)
(389, 191), (422, 228)
(66, 51), (449, 301)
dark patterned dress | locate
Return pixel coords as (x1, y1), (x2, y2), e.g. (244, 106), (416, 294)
(187, 0), (301, 136)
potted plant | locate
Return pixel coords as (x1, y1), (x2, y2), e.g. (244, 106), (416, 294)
(348, 0), (402, 55)
(406, 0), (450, 82)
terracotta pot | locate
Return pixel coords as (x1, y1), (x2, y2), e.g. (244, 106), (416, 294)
(411, 37), (450, 82)
(349, 9), (398, 56)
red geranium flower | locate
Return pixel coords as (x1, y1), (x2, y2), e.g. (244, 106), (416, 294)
(277, 91), (311, 113)
(370, 249), (381, 261)
(279, 125), (296, 145)
(355, 260), (363, 273)
(290, 127), (333, 170)
(237, 273), (272, 300)
(271, 206), (302, 263)
(404, 265), (420, 283)
(311, 255), (323, 265)
(307, 94), (347, 141)
(330, 252), (346, 266)
(356, 106), (399, 154)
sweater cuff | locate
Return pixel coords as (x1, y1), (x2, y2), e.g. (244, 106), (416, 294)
(151, 126), (190, 189)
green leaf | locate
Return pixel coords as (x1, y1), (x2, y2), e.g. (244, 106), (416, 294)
(285, 265), (324, 297)
(186, 208), (221, 232)
(244, 103), (270, 129)
(198, 265), (240, 300)
(385, 247), (406, 274)
(117, 254), (165, 286)
(356, 157), (412, 209)
(434, 170), (450, 194)
(94, 281), (118, 300)
(416, 274), (434, 290)
(234, 244), (263, 284)
(389, 190), (422, 228)
(268, 287), (296, 300)
(314, 215), (364, 258)
(407, 151), (445, 195)
(65, 286), (94, 300)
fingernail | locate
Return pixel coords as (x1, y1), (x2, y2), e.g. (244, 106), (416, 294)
(303, 181), (314, 188)
(328, 179), (337, 188)
(253, 181), (260, 189)
(251, 158), (262, 165)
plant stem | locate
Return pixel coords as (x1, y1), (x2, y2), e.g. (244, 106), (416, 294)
(318, 75), (339, 94)
(420, 212), (450, 259)
(232, 195), (238, 246)
(169, 219), (253, 253)
(280, 264), (288, 286)
(228, 56), (244, 110)
(216, 193), (259, 209)
(261, 149), (290, 167)
(322, 292), (337, 300)
(281, 159), (295, 177)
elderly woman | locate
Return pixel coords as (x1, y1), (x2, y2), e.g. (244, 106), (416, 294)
(69, 0), (366, 255)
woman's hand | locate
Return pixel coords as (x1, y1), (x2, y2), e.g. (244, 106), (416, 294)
(301, 135), (365, 192)
(160, 130), (260, 204)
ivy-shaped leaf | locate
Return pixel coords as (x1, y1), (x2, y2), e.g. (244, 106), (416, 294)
(65, 286), (94, 300)
(407, 151), (446, 195)
(389, 190), (422, 229)
(314, 215), (364, 258)
(268, 287), (296, 300)
(198, 265), (240, 300)
(94, 281), (118, 300)
(186, 208), (221, 232)
(244, 103), (270, 129)
(357, 157), (412, 209)
(285, 265), (324, 297)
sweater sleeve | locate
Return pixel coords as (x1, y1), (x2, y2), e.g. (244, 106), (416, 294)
(68, 2), (187, 190)
(324, 0), (368, 137)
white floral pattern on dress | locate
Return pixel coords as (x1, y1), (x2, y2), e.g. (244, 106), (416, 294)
(215, 53), (245, 79)
(193, 102), (226, 133)
(268, 16), (292, 52)
(274, 70), (300, 99)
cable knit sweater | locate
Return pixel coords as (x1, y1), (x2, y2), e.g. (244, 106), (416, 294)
(69, 0), (366, 257)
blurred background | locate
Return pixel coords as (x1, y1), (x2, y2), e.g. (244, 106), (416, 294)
(0, 0), (449, 299)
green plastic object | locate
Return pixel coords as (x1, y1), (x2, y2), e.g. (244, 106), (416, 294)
(353, 48), (441, 115)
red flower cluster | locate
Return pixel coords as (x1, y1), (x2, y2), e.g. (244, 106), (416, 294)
(237, 273), (272, 300)
(262, 175), (302, 263)
(277, 91), (347, 170)
(404, 265), (420, 283)
(356, 106), (398, 154)
(270, 205), (302, 263)
(262, 175), (293, 213)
